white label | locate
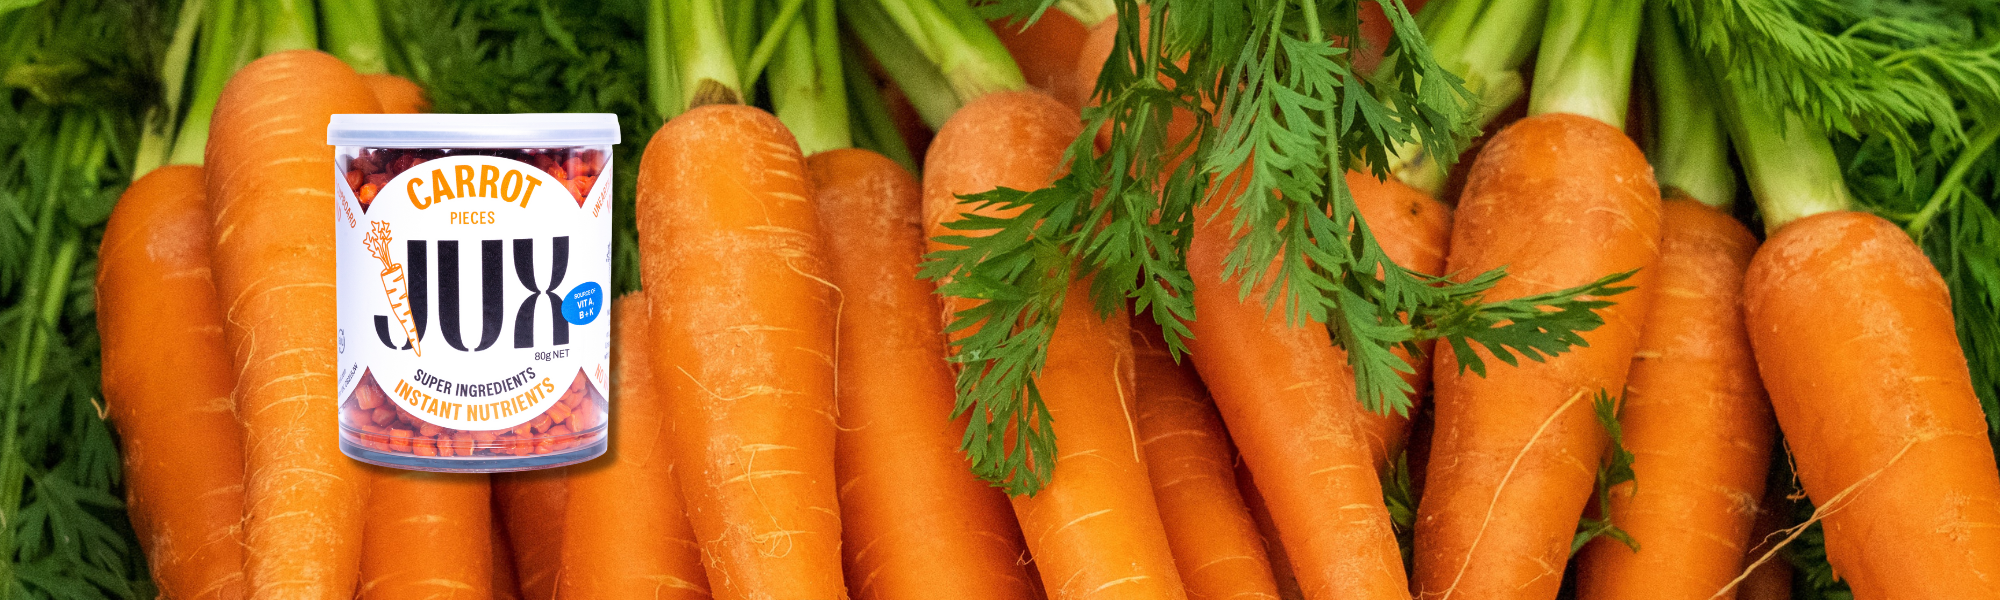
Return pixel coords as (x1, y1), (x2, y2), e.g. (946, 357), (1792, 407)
(335, 154), (613, 431)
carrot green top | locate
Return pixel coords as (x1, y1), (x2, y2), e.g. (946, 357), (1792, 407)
(1526, 0), (1643, 128)
(1385, 0), (1548, 194)
(1644, 1), (1734, 211)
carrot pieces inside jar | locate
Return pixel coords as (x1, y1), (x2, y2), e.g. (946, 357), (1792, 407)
(340, 369), (606, 458)
(340, 146), (608, 208)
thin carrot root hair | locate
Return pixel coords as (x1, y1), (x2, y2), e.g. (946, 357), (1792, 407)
(1706, 438), (1919, 600)
(1433, 389), (1593, 600)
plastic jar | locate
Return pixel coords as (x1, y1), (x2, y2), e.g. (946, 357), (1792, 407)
(327, 113), (619, 472)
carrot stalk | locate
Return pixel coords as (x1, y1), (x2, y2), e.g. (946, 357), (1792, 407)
(169, 0), (257, 165)
(358, 470), (494, 599)
(669, 0), (744, 106)
(134, 0), (206, 178)
(770, 0), (851, 155)
(1385, 0), (1548, 193)
(841, 45), (921, 173)
(556, 292), (710, 600)
(1413, 2), (1660, 595)
(811, 148), (1037, 600)
(842, 0), (967, 128)
(258, 0), (315, 54)
(97, 165), (247, 600)
(1185, 184), (1411, 599)
(320, 0), (389, 73)
(638, 104), (846, 599)
(203, 49), (382, 599)
(868, 0), (1026, 103)
(1130, 326), (1281, 600)
(923, 91), (1186, 600)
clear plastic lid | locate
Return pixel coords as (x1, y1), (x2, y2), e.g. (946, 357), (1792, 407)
(327, 113), (620, 147)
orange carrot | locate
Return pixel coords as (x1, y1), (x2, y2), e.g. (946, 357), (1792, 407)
(203, 49), (382, 599)
(361, 73), (429, 114)
(1412, 112), (1663, 600)
(1743, 211), (2000, 597)
(358, 469), (494, 600)
(494, 470), (567, 600)
(554, 291), (710, 600)
(1234, 464), (1303, 600)
(493, 512), (524, 600)
(1575, 197), (1773, 599)
(98, 165), (247, 600)
(923, 91), (1186, 600)
(992, 10), (1099, 110)
(637, 104), (846, 600)
(1131, 326), (1280, 600)
(1346, 170), (1452, 465)
(1183, 180), (1409, 599)
(809, 148), (1038, 600)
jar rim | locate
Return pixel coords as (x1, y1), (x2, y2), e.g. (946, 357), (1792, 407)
(328, 113), (621, 147)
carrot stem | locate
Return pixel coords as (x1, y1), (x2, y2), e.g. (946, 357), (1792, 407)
(842, 42), (920, 172)
(1056, 0), (1115, 28)
(321, 0), (389, 73)
(1907, 124), (2000, 240)
(868, 0), (1026, 102)
(843, 0), (960, 127)
(1528, 0), (1643, 127)
(1387, 0), (1548, 193)
(670, 0), (744, 106)
(1645, 1), (1734, 210)
(169, 0), (255, 165)
(770, 0), (851, 154)
(646, 0), (683, 118)
(741, 0), (809, 94)
(1718, 75), (1853, 233)
(134, 0), (206, 179)
(258, 0), (315, 53)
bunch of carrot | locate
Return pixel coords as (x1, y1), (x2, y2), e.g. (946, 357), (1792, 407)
(92, 1), (2000, 600)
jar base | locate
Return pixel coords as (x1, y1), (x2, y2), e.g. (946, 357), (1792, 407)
(341, 436), (607, 472)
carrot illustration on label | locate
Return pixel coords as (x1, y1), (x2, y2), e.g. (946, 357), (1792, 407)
(363, 221), (421, 357)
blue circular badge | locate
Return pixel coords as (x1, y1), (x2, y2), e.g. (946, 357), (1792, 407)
(562, 282), (604, 325)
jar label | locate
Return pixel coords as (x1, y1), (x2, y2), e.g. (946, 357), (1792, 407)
(335, 153), (613, 431)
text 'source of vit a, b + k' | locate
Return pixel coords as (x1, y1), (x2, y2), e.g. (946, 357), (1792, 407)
(328, 113), (619, 472)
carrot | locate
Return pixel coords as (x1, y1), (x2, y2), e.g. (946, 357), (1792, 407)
(97, 165), (247, 600)
(991, 10), (1099, 110)
(554, 291), (710, 600)
(1234, 464), (1303, 600)
(808, 148), (1038, 600)
(637, 104), (846, 600)
(1411, 112), (1663, 600)
(202, 49), (382, 599)
(494, 470), (568, 600)
(1346, 170), (1452, 465)
(1131, 326), (1281, 600)
(1742, 211), (2000, 597)
(923, 90), (1186, 600)
(1571, 197), (1772, 599)
(493, 512), (524, 600)
(361, 73), (429, 114)
(358, 469), (494, 600)
(1183, 180), (1410, 599)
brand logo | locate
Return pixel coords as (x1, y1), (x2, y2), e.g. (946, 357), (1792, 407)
(372, 236), (578, 354)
